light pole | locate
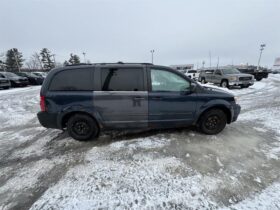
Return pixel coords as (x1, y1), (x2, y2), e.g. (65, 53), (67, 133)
(150, 50), (155, 64)
(209, 51), (212, 68)
(202, 61), (205, 69)
(257, 44), (266, 70)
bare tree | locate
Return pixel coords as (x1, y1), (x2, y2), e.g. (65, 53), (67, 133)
(25, 53), (43, 70)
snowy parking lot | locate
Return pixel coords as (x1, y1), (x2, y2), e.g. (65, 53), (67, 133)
(1, 75), (280, 209)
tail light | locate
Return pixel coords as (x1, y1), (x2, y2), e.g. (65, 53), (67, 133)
(40, 95), (46, 111)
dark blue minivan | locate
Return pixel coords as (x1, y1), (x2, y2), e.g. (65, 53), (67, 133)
(37, 63), (241, 141)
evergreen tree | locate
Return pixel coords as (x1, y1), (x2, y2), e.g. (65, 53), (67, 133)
(68, 53), (80, 65)
(5, 48), (24, 71)
(63, 60), (69, 66)
(40, 48), (55, 70)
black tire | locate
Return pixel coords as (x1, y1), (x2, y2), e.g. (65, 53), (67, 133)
(201, 78), (207, 84)
(3, 86), (10, 90)
(240, 85), (249, 89)
(198, 109), (227, 135)
(256, 78), (262, 81)
(67, 114), (99, 141)
(220, 80), (229, 88)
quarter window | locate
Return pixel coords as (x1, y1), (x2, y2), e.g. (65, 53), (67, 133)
(49, 68), (93, 91)
(101, 68), (144, 91)
(151, 69), (190, 91)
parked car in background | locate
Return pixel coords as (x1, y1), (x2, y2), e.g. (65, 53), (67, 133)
(15, 72), (44, 85)
(185, 69), (200, 81)
(272, 69), (280, 74)
(0, 72), (29, 87)
(37, 63), (241, 141)
(234, 65), (269, 81)
(33, 72), (48, 78)
(0, 73), (11, 89)
(198, 67), (254, 88)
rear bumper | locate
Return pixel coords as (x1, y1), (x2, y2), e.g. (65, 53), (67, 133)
(231, 104), (241, 122)
(37, 111), (59, 129)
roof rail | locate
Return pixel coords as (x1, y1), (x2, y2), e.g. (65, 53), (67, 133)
(93, 62), (154, 65)
(65, 63), (92, 66)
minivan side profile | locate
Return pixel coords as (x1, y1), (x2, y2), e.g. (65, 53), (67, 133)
(37, 63), (241, 141)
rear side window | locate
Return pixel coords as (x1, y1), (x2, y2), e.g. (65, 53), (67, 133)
(101, 68), (144, 91)
(49, 68), (93, 91)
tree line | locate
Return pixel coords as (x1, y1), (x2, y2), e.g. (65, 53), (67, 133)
(0, 48), (82, 72)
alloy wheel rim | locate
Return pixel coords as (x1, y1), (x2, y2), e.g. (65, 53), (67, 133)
(204, 115), (220, 130)
(73, 121), (90, 136)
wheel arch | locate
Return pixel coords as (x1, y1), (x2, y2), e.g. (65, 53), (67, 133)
(59, 110), (102, 130)
(196, 105), (232, 125)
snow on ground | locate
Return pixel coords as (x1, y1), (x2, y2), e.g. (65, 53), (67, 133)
(1, 75), (280, 209)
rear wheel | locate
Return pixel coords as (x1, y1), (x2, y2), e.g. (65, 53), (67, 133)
(3, 86), (10, 90)
(256, 77), (262, 81)
(67, 114), (99, 141)
(198, 109), (227, 135)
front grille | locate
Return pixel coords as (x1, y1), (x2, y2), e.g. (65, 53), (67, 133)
(239, 77), (252, 81)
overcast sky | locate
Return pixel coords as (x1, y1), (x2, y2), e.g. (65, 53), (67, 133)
(1, 0), (279, 67)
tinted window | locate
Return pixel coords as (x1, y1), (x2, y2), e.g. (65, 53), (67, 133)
(215, 70), (222, 75)
(49, 68), (93, 91)
(188, 70), (197, 73)
(151, 69), (190, 91)
(101, 68), (144, 91)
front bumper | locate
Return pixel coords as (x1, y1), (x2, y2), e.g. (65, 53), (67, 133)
(37, 111), (59, 129)
(0, 82), (10, 87)
(229, 81), (254, 86)
(231, 104), (241, 122)
(13, 81), (29, 87)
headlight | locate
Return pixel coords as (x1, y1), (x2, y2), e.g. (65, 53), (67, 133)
(229, 76), (238, 81)
(234, 96), (239, 104)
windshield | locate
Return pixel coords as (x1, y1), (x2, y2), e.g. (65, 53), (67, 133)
(222, 68), (240, 74)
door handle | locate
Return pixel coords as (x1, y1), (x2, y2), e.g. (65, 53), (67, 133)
(134, 96), (145, 100)
(151, 96), (162, 100)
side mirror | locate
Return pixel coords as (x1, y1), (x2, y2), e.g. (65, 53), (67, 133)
(190, 82), (197, 92)
(180, 83), (196, 95)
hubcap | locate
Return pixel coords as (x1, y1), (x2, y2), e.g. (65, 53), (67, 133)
(73, 121), (90, 136)
(222, 82), (227, 87)
(204, 115), (220, 130)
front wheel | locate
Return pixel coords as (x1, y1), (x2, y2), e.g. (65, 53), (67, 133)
(220, 80), (229, 88)
(67, 114), (99, 141)
(198, 109), (227, 135)
(201, 78), (207, 84)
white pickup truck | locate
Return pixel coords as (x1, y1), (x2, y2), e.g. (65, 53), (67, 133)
(184, 69), (200, 80)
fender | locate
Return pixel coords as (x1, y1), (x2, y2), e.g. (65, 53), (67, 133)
(57, 105), (104, 129)
(194, 99), (233, 124)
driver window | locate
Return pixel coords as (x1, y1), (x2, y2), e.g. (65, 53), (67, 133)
(215, 70), (222, 75)
(151, 69), (190, 91)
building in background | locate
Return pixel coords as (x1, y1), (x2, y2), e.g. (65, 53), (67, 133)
(170, 64), (194, 72)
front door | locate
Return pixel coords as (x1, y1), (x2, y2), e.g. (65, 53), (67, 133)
(213, 69), (222, 84)
(94, 67), (148, 129)
(148, 68), (197, 128)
